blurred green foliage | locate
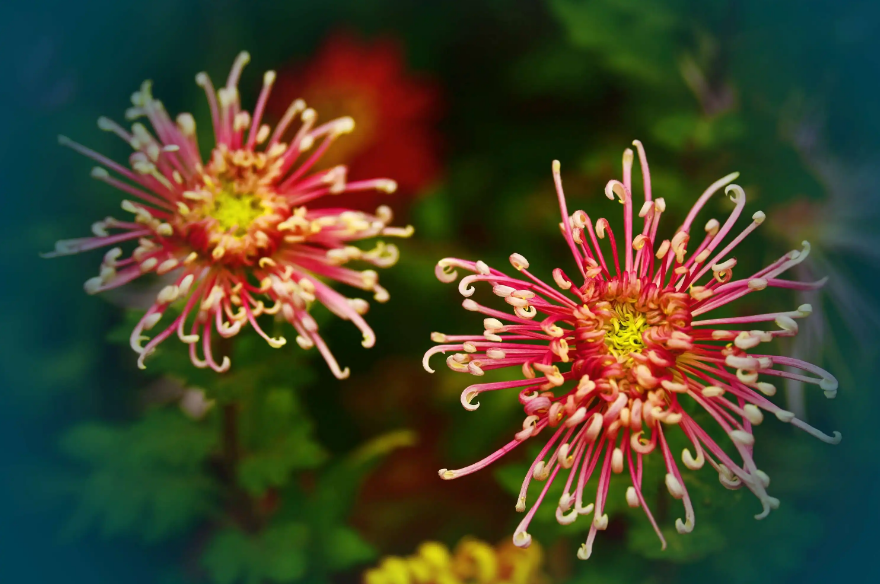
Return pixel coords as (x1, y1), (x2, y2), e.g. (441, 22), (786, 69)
(59, 408), (218, 541)
(202, 523), (311, 584)
(235, 387), (327, 496)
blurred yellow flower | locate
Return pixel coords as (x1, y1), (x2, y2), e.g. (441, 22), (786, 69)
(363, 537), (548, 584)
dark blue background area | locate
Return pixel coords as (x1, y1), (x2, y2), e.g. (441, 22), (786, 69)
(1, 1), (878, 583)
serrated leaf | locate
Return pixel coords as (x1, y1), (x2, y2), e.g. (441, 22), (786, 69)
(59, 407), (218, 541)
(201, 522), (309, 584)
(274, 430), (417, 581)
(551, 0), (686, 85)
(238, 432), (326, 496)
(236, 387), (327, 496)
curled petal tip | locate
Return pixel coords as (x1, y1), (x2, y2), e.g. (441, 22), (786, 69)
(458, 275), (478, 297)
(604, 180), (617, 200)
(724, 183), (746, 202)
(604, 179), (628, 202)
(819, 376), (838, 392)
(461, 388), (480, 411)
(217, 356), (231, 373)
(422, 345), (449, 373)
(435, 260), (460, 283)
(266, 336), (287, 348)
(513, 530), (532, 548)
(675, 518), (694, 534)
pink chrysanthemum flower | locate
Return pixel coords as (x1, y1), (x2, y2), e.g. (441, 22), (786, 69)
(45, 52), (412, 378)
(424, 141), (840, 559)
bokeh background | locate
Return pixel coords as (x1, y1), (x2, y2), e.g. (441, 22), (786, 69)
(2, 0), (879, 582)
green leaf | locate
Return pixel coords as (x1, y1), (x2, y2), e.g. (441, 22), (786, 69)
(628, 519), (726, 562)
(700, 499), (822, 583)
(324, 430), (416, 515)
(274, 430), (417, 581)
(59, 407), (218, 542)
(322, 526), (376, 571)
(236, 387), (327, 496)
(237, 431), (326, 496)
(551, 0), (687, 86)
(201, 522), (309, 584)
(297, 429), (416, 527)
(567, 549), (657, 584)
(411, 187), (453, 241)
(652, 112), (746, 151)
(651, 112), (701, 151)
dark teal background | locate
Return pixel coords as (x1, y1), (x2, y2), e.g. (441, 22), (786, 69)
(1, 0), (878, 582)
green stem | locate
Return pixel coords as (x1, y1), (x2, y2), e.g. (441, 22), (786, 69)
(215, 338), (263, 533)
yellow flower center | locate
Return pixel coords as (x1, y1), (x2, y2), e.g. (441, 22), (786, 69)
(604, 302), (647, 358)
(209, 187), (267, 236)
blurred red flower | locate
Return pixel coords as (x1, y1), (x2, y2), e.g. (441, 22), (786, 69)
(270, 32), (442, 212)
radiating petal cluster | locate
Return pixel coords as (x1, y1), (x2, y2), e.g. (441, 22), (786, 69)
(363, 537), (547, 584)
(425, 141), (840, 559)
(47, 52), (412, 377)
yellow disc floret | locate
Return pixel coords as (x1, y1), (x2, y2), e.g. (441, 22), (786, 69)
(604, 302), (647, 359)
(209, 187), (267, 236)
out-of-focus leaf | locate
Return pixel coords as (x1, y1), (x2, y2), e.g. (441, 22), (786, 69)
(201, 522), (309, 584)
(237, 432), (326, 496)
(566, 549), (658, 584)
(323, 526), (376, 570)
(316, 429), (418, 523)
(411, 187), (453, 241)
(59, 407), (218, 541)
(237, 387), (327, 496)
(552, 0), (687, 85)
(651, 112), (701, 150)
(628, 519), (726, 562)
(699, 499), (822, 583)
(652, 112), (746, 151)
(507, 41), (602, 98)
(277, 430), (417, 581)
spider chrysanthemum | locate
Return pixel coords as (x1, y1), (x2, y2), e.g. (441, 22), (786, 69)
(424, 141), (840, 559)
(47, 52), (413, 377)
